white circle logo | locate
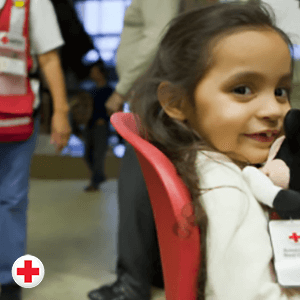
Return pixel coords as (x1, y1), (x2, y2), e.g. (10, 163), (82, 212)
(12, 255), (44, 288)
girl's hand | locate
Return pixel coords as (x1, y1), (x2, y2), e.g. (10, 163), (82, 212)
(50, 112), (72, 154)
(242, 166), (282, 208)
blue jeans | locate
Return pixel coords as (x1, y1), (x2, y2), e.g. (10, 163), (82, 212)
(0, 114), (41, 285)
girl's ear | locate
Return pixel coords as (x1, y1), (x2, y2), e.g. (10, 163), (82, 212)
(157, 81), (188, 121)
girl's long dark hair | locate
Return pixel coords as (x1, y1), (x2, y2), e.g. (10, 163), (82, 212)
(128, 2), (294, 299)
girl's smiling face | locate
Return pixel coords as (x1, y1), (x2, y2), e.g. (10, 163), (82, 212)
(185, 29), (292, 164)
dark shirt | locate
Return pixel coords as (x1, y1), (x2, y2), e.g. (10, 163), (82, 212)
(49, 0), (105, 80)
(70, 85), (113, 138)
(87, 85), (114, 127)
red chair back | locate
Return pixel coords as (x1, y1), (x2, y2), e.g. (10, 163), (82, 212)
(110, 112), (201, 300)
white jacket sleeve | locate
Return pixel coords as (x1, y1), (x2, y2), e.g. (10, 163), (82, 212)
(198, 158), (300, 300)
(30, 0), (64, 55)
(115, 0), (180, 96)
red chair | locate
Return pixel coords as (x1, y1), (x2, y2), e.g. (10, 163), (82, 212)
(110, 112), (201, 300)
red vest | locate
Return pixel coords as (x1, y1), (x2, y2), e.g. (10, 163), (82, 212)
(0, 0), (35, 142)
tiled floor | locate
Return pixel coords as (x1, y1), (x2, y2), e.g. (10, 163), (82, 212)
(22, 134), (165, 300)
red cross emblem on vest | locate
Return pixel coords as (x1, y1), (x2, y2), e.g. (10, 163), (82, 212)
(1, 36), (9, 44)
(289, 232), (300, 243)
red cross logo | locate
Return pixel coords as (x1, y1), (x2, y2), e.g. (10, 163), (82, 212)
(12, 255), (44, 288)
(17, 260), (39, 283)
(1, 36), (9, 44)
(289, 232), (300, 243)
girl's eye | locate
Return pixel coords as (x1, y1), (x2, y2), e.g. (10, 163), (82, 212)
(275, 88), (289, 98)
(233, 86), (252, 95)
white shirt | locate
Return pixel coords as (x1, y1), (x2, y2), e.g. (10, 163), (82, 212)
(196, 151), (300, 300)
(29, 0), (64, 56)
(0, 0), (64, 107)
(29, 0), (64, 108)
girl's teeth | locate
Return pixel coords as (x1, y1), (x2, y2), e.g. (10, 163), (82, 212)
(266, 132), (272, 138)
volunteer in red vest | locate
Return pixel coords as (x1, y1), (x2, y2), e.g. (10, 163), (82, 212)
(0, 0), (71, 299)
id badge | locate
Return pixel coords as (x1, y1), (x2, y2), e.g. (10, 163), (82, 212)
(0, 56), (26, 76)
(0, 42), (27, 94)
(269, 220), (300, 287)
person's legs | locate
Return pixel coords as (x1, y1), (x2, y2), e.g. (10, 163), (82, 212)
(0, 115), (41, 299)
(89, 120), (108, 188)
(116, 143), (163, 297)
(82, 125), (100, 191)
(88, 142), (163, 300)
(83, 125), (95, 173)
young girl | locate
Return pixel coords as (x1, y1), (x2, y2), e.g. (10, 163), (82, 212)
(128, 2), (299, 299)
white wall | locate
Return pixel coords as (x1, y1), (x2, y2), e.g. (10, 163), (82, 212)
(262, 0), (300, 45)
(259, 0), (300, 85)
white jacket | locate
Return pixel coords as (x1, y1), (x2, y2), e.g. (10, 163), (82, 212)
(196, 151), (300, 300)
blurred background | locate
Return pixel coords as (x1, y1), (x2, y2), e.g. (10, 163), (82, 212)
(37, 0), (132, 161)
(35, 0), (300, 164)
(24, 1), (300, 299)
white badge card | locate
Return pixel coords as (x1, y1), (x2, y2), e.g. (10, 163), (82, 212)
(269, 220), (300, 287)
(0, 33), (26, 52)
(0, 56), (26, 76)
